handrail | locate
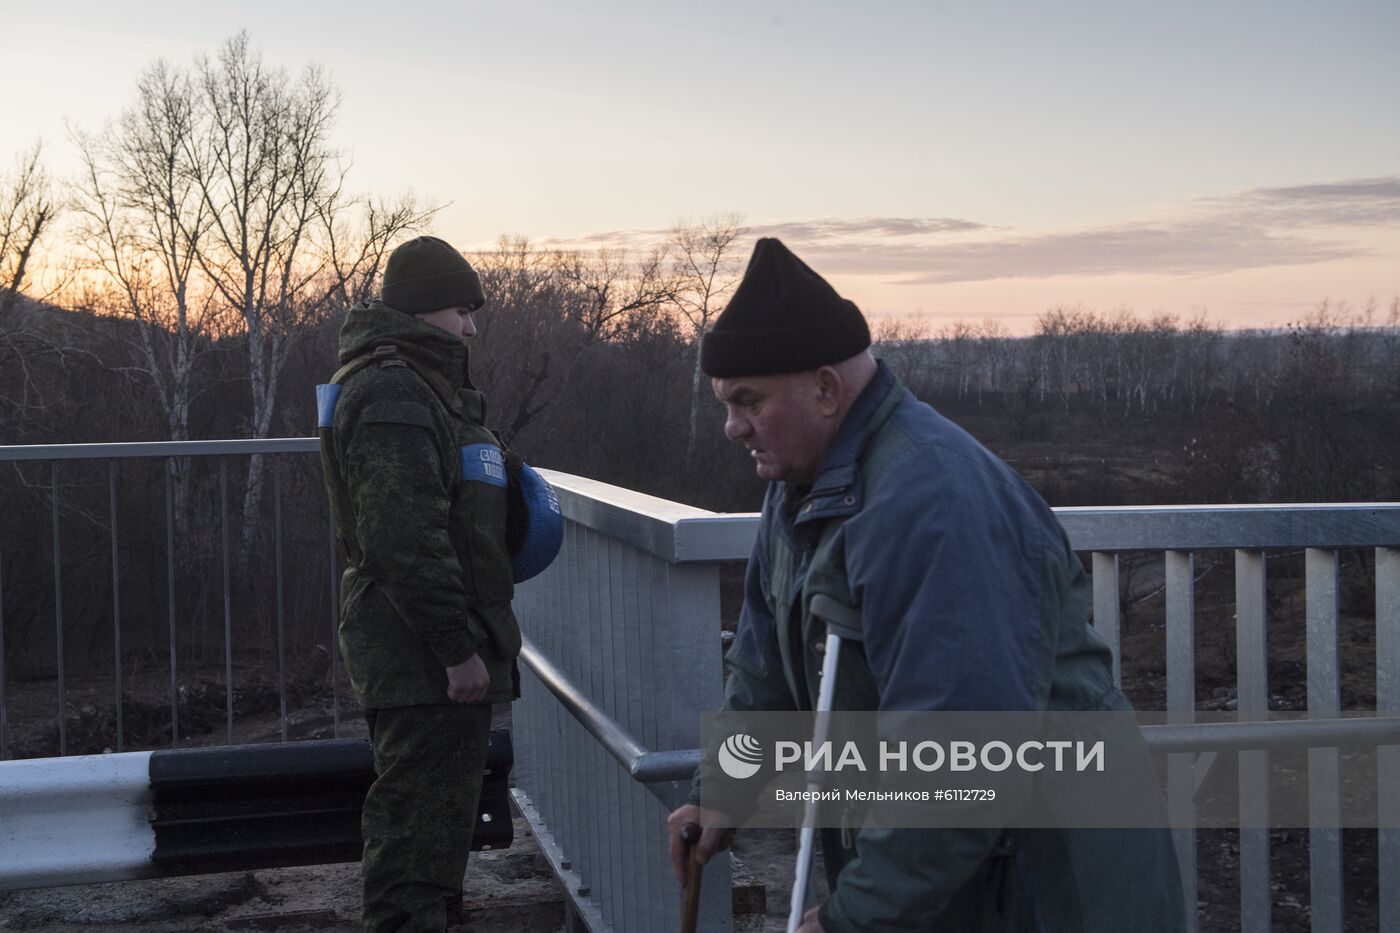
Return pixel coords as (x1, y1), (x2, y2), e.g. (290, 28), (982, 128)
(519, 637), (700, 785)
(0, 438), (319, 461)
(1142, 716), (1400, 752)
(1057, 502), (1400, 550)
(2, 440), (1395, 553)
(522, 633), (1400, 787)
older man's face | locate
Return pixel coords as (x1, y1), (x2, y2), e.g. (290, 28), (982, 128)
(712, 372), (832, 485)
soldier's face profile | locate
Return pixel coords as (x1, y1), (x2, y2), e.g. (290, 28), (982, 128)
(712, 372), (832, 485)
(415, 306), (478, 340)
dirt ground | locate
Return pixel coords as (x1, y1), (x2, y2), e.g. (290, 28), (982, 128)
(0, 829), (811, 933)
(0, 814), (564, 933)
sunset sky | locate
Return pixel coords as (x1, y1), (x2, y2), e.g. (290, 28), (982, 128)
(7, 0), (1398, 333)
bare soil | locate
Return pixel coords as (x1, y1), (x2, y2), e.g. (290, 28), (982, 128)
(0, 814), (564, 932)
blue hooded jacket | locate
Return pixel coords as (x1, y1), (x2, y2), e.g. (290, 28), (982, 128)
(696, 362), (1186, 931)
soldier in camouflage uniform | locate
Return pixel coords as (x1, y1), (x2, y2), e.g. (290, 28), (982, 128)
(319, 236), (522, 933)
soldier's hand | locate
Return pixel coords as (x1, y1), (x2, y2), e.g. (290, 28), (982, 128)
(666, 804), (733, 887)
(795, 906), (826, 932)
(446, 654), (489, 703)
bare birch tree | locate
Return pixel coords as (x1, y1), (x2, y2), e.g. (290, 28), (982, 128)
(71, 60), (218, 464)
(178, 33), (429, 548)
(670, 214), (745, 455)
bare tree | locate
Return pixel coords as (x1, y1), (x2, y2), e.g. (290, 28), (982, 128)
(69, 34), (430, 548)
(0, 141), (59, 317)
(175, 33), (428, 548)
(71, 60), (218, 462)
(974, 319), (1012, 403)
(1035, 306), (1090, 413)
(320, 193), (435, 310)
(556, 242), (675, 346)
(471, 237), (576, 442)
(472, 237), (674, 444)
(872, 314), (933, 394)
(0, 142), (76, 437)
(670, 214), (745, 455)
(936, 320), (978, 399)
(1178, 309), (1222, 416)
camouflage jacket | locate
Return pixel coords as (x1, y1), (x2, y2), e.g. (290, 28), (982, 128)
(320, 301), (521, 708)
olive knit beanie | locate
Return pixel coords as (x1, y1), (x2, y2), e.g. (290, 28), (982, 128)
(699, 237), (870, 378)
(381, 236), (486, 314)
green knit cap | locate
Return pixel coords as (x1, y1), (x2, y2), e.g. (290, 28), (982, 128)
(381, 236), (486, 314)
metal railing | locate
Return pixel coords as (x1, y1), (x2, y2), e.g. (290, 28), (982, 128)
(2, 441), (1398, 933)
(512, 493), (1400, 933)
(0, 439), (335, 760)
(1057, 504), (1400, 933)
(510, 473), (752, 933)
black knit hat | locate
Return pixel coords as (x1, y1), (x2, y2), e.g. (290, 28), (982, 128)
(381, 236), (486, 314)
(700, 238), (870, 378)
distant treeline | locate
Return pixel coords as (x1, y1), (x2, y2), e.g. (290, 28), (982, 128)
(2, 275), (1397, 681)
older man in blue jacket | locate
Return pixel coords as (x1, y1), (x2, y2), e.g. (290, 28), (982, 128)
(668, 238), (1186, 931)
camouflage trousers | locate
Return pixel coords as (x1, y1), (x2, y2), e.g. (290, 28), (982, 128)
(362, 703), (492, 933)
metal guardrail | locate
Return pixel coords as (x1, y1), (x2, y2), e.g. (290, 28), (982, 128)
(0, 737), (513, 892)
(1, 440), (1397, 933)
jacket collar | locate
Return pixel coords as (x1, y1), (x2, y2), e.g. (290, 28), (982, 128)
(782, 361), (904, 526)
(338, 300), (474, 415)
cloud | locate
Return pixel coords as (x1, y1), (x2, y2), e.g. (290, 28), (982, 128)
(530, 216), (983, 252)
(858, 222), (1358, 285)
(522, 175), (1397, 285)
(763, 176), (1398, 284)
(1212, 176), (1400, 227)
(759, 217), (986, 240)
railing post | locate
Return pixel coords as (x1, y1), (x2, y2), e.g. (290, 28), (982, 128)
(1091, 552), (1121, 687)
(164, 463), (178, 745)
(51, 461), (65, 756)
(1378, 547), (1400, 932)
(109, 461), (124, 752)
(0, 542), (7, 760)
(219, 460), (233, 745)
(1235, 549), (1271, 933)
(1304, 548), (1341, 931)
(327, 504), (341, 736)
(1165, 549), (1197, 932)
(274, 468), (287, 743)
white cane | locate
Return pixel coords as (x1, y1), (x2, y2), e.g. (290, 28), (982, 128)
(787, 595), (862, 933)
